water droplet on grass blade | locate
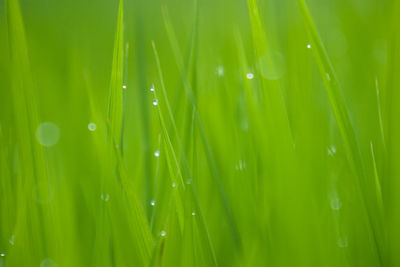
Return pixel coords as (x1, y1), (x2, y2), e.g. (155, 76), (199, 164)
(246, 73), (254, 80)
(152, 99), (158, 106)
(160, 230), (167, 237)
(191, 212), (196, 216)
(327, 145), (336, 156)
(150, 200), (156, 206)
(88, 123), (97, 131)
(150, 87), (155, 92)
(9, 235), (14, 245)
(122, 85), (127, 89)
(101, 194), (110, 202)
(330, 197), (342, 210)
(326, 73), (331, 81)
(36, 122), (60, 147)
(338, 236), (348, 248)
(216, 65), (225, 77)
(154, 150), (160, 157)
(307, 44), (312, 49)
(0, 254), (4, 257)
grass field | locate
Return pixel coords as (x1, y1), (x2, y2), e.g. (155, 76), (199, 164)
(0, 0), (399, 266)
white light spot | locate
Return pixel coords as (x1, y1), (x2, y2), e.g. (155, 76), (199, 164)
(101, 194), (110, 202)
(36, 122), (60, 147)
(235, 160), (247, 171)
(150, 87), (155, 92)
(216, 65), (225, 77)
(154, 150), (160, 158)
(246, 73), (254, 80)
(307, 44), (312, 49)
(191, 212), (196, 216)
(122, 85), (127, 89)
(160, 230), (167, 237)
(326, 73), (331, 81)
(172, 183), (176, 188)
(150, 200), (156, 206)
(88, 123), (97, 132)
(0, 253), (4, 257)
(327, 145), (336, 156)
(152, 99), (158, 106)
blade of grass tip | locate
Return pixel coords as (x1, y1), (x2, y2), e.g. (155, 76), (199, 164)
(107, 0), (124, 151)
(106, 0), (153, 263)
(6, 0), (59, 262)
(246, 0), (295, 148)
(162, 7), (242, 252)
(152, 40), (218, 266)
(297, 0), (383, 264)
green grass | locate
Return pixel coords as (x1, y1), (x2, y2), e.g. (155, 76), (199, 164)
(0, 0), (398, 266)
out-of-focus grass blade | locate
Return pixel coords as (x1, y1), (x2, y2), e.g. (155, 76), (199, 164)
(104, 0), (154, 264)
(162, 7), (242, 252)
(6, 0), (56, 264)
(152, 40), (218, 266)
(297, 0), (383, 264)
(107, 0), (125, 149)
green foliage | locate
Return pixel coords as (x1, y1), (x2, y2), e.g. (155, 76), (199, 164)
(0, 0), (398, 266)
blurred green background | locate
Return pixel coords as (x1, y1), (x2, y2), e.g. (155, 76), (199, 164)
(0, 0), (399, 266)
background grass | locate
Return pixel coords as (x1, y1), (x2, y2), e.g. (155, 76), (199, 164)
(0, 0), (397, 266)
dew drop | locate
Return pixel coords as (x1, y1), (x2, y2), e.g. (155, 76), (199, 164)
(327, 145), (337, 156)
(235, 160), (246, 171)
(307, 44), (312, 49)
(0, 254), (4, 257)
(154, 150), (160, 158)
(246, 73), (254, 80)
(88, 123), (97, 132)
(191, 212), (196, 216)
(330, 197), (342, 210)
(152, 99), (158, 106)
(160, 230), (167, 237)
(150, 87), (155, 92)
(9, 235), (14, 245)
(216, 65), (225, 77)
(338, 236), (348, 248)
(101, 194), (110, 202)
(150, 200), (156, 206)
(122, 85), (127, 89)
(326, 73), (331, 81)
(36, 122), (60, 147)
(172, 183), (176, 188)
